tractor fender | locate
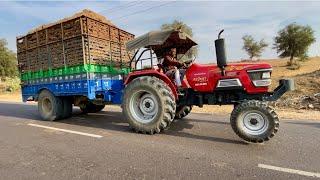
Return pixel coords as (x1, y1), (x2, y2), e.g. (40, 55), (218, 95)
(124, 69), (178, 100)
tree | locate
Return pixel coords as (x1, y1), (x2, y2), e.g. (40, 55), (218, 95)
(0, 38), (18, 77)
(242, 35), (268, 60)
(161, 20), (198, 61)
(274, 23), (315, 66)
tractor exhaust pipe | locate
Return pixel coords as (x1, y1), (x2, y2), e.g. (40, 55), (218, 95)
(215, 29), (227, 75)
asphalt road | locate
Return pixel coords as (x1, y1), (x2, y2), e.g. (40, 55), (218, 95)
(0, 101), (319, 180)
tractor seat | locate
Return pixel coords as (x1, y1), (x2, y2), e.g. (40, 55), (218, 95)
(157, 63), (165, 73)
(157, 58), (165, 73)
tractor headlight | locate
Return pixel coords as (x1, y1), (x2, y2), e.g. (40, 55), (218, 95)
(247, 68), (272, 87)
(262, 72), (271, 79)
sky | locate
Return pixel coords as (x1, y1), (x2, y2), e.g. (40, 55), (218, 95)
(0, 0), (320, 63)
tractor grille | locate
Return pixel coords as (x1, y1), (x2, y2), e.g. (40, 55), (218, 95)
(217, 78), (242, 87)
(248, 71), (263, 80)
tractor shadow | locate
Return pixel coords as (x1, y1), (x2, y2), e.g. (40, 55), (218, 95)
(167, 117), (245, 145)
(0, 101), (244, 145)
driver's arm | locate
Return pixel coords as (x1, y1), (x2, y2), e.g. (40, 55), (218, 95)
(164, 55), (184, 68)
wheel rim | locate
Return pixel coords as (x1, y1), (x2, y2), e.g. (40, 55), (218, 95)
(241, 111), (269, 135)
(42, 97), (53, 116)
(129, 90), (159, 124)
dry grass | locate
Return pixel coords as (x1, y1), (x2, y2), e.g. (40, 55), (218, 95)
(261, 57), (320, 79)
(259, 57), (320, 89)
(192, 105), (320, 121)
(0, 91), (22, 102)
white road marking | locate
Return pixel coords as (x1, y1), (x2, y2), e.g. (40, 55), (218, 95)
(258, 164), (320, 178)
(27, 123), (103, 138)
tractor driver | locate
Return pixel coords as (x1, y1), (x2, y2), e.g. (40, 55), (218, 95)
(162, 47), (186, 87)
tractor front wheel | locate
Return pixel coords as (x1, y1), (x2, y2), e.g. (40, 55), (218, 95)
(230, 100), (279, 143)
(122, 76), (176, 134)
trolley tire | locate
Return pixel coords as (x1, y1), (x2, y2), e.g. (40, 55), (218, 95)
(38, 90), (63, 121)
(62, 97), (73, 119)
(80, 102), (105, 113)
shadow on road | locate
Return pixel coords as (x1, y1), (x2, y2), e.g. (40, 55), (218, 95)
(187, 118), (230, 125)
(285, 121), (320, 129)
(0, 102), (244, 145)
(168, 119), (245, 145)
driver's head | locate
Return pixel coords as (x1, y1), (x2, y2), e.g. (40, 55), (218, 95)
(170, 47), (176, 56)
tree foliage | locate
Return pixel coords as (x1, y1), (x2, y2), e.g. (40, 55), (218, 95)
(242, 35), (268, 60)
(274, 23), (315, 65)
(0, 39), (18, 77)
(161, 20), (198, 61)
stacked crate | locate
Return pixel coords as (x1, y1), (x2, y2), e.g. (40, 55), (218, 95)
(17, 9), (135, 77)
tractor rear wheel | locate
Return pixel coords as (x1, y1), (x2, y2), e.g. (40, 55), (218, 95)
(175, 105), (192, 119)
(122, 76), (176, 134)
(230, 100), (279, 143)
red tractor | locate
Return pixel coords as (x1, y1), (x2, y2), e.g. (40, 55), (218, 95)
(122, 29), (294, 143)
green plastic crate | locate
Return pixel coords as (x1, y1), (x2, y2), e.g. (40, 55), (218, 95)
(20, 63), (131, 81)
(100, 66), (110, 73)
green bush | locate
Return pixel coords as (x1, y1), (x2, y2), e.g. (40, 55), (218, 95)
(0, 77), (20, 92)
(0, 38), (18, 77)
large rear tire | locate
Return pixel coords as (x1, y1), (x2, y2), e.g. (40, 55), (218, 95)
(38, 90), (63, 121)
(230, 100), (279, 143)
(175, 105), (192, 119)
(122, 76), (176, 134)
(62, 97), (73, 119)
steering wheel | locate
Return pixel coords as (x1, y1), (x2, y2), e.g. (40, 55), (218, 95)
(183, 57), (196, 68)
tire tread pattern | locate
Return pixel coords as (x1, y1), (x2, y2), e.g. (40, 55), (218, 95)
(122, 76), (176, 134)
(38, 90), (64, 121)
(230, 100), (279, 143)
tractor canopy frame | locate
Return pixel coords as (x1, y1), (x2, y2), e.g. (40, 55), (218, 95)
(126, 29), (197, 70)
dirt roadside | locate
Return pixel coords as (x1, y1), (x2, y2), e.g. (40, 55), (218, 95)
(1, 92), (319, 121)
(192, 105), (320, 121)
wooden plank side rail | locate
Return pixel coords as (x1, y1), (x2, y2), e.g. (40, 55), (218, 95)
(17, 11), (135, 72)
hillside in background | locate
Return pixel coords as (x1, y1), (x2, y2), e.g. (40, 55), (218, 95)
(262, 57), (320, 110)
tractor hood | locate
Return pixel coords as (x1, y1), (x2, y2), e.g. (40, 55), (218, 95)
(225, 63), (272, 71)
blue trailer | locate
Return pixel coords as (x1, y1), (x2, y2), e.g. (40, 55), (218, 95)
(20, 66), (127, 120)
(21, 71), (125, 104)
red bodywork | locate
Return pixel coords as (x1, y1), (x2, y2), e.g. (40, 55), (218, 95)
(185, 63), (272, 93)
(125, 62), (272, 99)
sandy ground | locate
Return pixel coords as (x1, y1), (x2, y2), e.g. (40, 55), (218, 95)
(192, 105), (320, 121)
(1, 92), (319, 121)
